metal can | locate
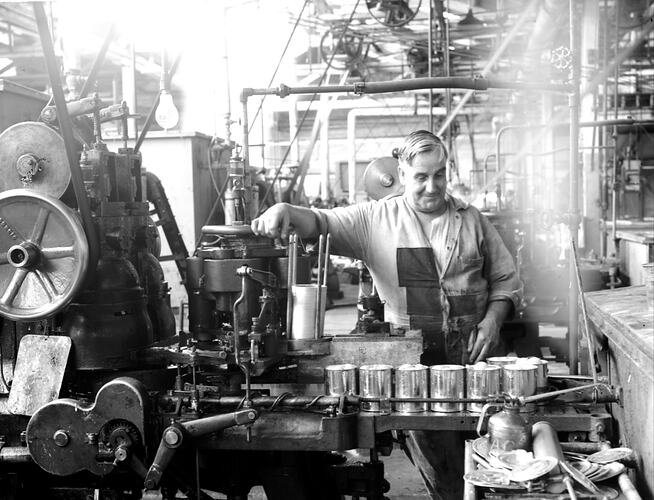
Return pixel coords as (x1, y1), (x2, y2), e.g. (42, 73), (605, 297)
(466, 363), (501, 413)
(395, 364), (428, 413)
(487, 356), (518, 391)
(503, 364), (537, 412)
(430, 364), (465, 412)
(324, 364), (357, 396)
(359, 364), (393, 413)
(519, 357), (548, 393)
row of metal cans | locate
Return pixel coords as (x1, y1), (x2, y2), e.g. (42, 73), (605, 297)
(324, 356), (548, 413)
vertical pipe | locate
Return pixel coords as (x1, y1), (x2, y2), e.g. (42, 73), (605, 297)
(241, 95), (250, 168)
(444, 0), (451, 148)
(428, 0), (434, 132)
(568, 0), (581, 375)
(610, 0), (620, 252)
(320, 107), (330, 200)
(600, 0), (609, 258)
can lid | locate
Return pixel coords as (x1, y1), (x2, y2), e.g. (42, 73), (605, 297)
(397, 363), (428, 371)
(325, 363), (357, 371)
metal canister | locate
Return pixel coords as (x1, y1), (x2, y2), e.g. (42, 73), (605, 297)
(466, 363), (501, 413)
(487, 356), (518, 391)
(325, 364), (357, 396)
(520, 357), (548, 393)
(503, 364), (537, 412)
(395, 364), (428, 413)
(359, 364), (393, 413)
(430, 365), (465, 412)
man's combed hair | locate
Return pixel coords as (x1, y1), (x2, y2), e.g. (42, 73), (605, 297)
(396, 130), (448, 165)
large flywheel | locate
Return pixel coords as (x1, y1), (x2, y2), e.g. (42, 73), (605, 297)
(0, 189), (88, 320)
(0, 122), (72, 198)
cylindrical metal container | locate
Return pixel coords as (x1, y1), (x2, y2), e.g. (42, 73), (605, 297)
(503, 364), (537, 412)
(487, 356), (518, 391)
(290, 284), (327, 339)
(325, 364), (357, 396)
(430, 365), (465, 412)
(466, 363), (501, 413)
(395, 364), (428, 413)
(532, 421), (564, 475)
(520, 357), (548, 393)
(359, 364), (393, 413)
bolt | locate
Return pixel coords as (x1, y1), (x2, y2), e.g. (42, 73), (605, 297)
(53, 430), (70, 447)
(247, 411), (256, 421)
(114, 446), (128, 462)
(163, 429), (180, 446)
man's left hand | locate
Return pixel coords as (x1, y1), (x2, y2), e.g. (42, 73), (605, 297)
(468, 315), (500, 363)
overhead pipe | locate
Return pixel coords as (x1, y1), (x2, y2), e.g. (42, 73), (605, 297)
(33, 3), (99, 284)
(242, 77), (571, 101)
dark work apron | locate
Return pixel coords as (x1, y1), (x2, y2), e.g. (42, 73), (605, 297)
(397, 247), (474, 366)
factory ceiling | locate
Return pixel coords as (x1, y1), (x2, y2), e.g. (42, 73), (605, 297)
(0, 1), (652, 131)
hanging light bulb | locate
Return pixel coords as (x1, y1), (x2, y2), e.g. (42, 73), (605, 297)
(155, 90), (179, 130)
(155, 47), (179, 130)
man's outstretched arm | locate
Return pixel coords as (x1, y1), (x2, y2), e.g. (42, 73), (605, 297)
(251, 203), (319, 241)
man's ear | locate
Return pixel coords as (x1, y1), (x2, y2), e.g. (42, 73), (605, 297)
(397, 162), (406, 185)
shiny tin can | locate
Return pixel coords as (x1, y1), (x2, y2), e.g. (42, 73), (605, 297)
(519, 357), (548, 392)
(487, 356), (518, 391)
(430, 364), (465, 412)
(395, 364), (428, 413)
(325, 364), (357, 396)
(503, 364), (537, 412)
(466, 363), (501, 413)
(359, 364), (393, 412)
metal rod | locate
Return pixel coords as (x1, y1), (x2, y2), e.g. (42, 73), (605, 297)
(521, 383), (610, 405)
(134, 52), (182, 153)
(322, 234), (330, 287)
(79, 22), (116, 99)
(33, 2), (99, 284)
(570, 238), (599, 384)
(286, 233), (296, 337)
(315, 234), (324, 339)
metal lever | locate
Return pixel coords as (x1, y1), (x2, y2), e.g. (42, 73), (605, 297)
(143, 409), (258, 490)
(236, 265), (278, 288)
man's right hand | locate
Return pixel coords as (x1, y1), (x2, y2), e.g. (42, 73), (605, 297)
(251, 203), (292, 240)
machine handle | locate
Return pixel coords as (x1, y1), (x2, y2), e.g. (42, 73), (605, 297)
(475, 403), (502, 438)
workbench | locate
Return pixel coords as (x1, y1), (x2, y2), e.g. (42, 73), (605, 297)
(585, 285), (654, 499)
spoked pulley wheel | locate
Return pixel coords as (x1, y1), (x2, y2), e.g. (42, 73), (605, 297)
(0, 189), (88, 320)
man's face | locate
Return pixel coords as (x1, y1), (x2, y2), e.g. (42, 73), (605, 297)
(398, 150), (447, 214)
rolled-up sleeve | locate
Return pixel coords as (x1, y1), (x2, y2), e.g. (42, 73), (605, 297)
(479, 213), (523, 312)
(311, 203), (374, 261)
